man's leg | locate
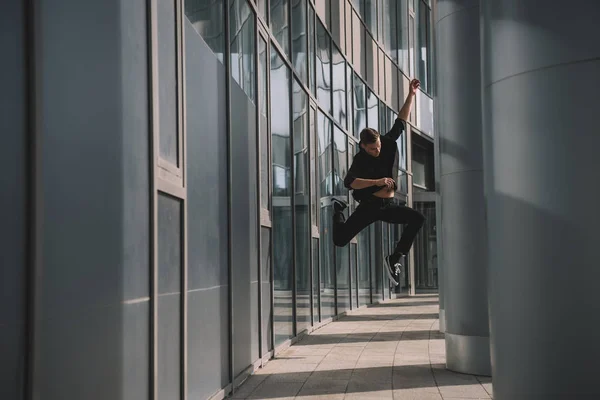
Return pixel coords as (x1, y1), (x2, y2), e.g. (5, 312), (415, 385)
(332, 201), (378, 247)
(380, 203), (425, 264)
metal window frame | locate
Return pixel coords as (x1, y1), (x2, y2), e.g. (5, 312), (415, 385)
(148, 1), (188, 399)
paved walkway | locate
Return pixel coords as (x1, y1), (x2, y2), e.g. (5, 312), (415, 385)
(230, 295), (492, 400)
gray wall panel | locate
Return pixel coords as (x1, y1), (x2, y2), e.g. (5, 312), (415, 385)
(36, 1), (150, 398)
(122, 301), (150, 400)
(187, 287), (230, 400)
(230, 79), (260, 377)
(122, 0), (150, 302)
(37, 306), (123, 399)
(0, 0), (26, 398)
(185, 19), (230, 398)
(185, 20), (228, 290)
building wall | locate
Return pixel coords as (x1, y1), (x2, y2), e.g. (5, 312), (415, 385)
(2, 1), (435, 399)
(1, 2), (27, 399)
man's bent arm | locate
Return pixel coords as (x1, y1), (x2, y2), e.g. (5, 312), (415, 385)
(350, 178), (380, 190)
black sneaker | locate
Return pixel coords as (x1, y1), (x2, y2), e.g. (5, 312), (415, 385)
(331, 198), (348, 213)
(384, 256), (399, 286)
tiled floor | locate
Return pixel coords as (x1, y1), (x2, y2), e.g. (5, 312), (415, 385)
(230, 295), (492, 400)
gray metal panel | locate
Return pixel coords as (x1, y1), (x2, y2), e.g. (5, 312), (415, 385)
(184, 18), (231, 398)
(123, 301), (151, 400)
(230, 78), (260, 377)
(35, 1), (151, 397)
(37, 306), (123, 400)
(122, 0), (151, 302)
(0, 1), (26, 398)
(187, 287), (230, 400)
(482, 3), (600, 396)
(157, 294), (181, 400)
(185, 20), (229, 290)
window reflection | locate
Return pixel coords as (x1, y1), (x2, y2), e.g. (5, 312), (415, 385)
(353, 74), (366, 138)
(291, 0), (307, 83)
(271, 0), (290, 57)
(316, 21), (331, 114)
(317, 111), (334, 320)
(366, 89), (378, 131)
(230, 0), (255, 101)
(293, 79), (311, 333)
(332, 45), (346, 127)
(417, 0), (431, 93)
(270, 49), (293, 345)
(364, 0), (377, 39)
(185, 0), (225, 62)
(308, 6), (316, 95)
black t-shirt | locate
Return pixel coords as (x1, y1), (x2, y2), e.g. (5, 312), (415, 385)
(344, 119), (405, 202)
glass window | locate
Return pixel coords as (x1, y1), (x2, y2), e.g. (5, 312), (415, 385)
(398, 0), (409, 72)
(315, 0), (330, 28)
(185, 0), (225, 63)
(365, 35), (377, 89)
(316, 21), (331, 115)
(261, 227), (273, 353)
(352, 11), (364, 76)
(270, 49), (293, 345)
(379, 100), (387, 135)
(336, 245), (350, 314)
(366, 89), (378, 132)
(346, 64), (353, 132)
(230, 0), (255, 101)
(257, 0), (267, 21)
(345, 0), (353, 62)
(271, 0), (290, 57)
(380, 0), (397, 62)
(317, 111), (334, 320)
(310, 107), (318, 227)
(259, 37), (270, 211)
(417, 0), (431, 93)
(358, 227), (370, 306)
(333, 127), (347, 196)
(293, 79), (311, 333)
(312, 238), (320, 323)
(353, 74), (366, 138)
(364, 0), (377, 38)
(291, 0), (307, 83)
(308, 6), (316, 95)
(332, 45), (346, 127)
(331, 0), (345, 52)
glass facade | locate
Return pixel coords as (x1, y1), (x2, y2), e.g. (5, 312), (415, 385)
(6, 1), (437, 399)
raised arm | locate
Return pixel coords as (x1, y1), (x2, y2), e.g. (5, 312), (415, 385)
(398, 79), (420, 122)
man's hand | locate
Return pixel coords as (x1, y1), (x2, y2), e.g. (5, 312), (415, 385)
(409, 79), (420, 95)
(376, 177), (395, 189)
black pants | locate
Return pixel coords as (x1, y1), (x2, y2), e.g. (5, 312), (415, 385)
(333, 198), (425, 258)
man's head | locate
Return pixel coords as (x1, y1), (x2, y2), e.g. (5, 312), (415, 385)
(360, 128), (381, 157)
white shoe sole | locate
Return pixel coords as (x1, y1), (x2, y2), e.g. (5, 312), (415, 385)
(384, 257), (399, 286)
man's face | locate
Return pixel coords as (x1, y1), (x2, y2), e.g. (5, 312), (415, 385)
(361, 138), (381, 158)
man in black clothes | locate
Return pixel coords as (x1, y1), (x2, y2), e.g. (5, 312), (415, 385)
(332, 79), (425, 286)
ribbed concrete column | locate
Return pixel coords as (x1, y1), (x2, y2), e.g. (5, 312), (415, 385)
(435, 0), (490, 375)
(481, 2), (600, 398)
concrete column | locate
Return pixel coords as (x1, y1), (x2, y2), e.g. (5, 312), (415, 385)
(435, 0), (490, 375)
(481, 1), (600, 398)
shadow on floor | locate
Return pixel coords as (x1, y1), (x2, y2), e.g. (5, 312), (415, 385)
(239, 364), (486, 399)
(337, 313), (440, 322)
(294, 330), (433, 346)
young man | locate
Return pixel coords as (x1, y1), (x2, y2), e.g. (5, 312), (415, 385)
(332, 79), (425, 286)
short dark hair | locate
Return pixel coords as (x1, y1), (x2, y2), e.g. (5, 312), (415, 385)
(360, 128), (380, 144)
